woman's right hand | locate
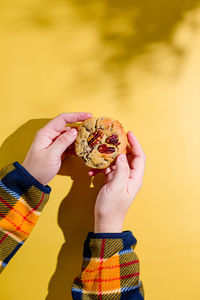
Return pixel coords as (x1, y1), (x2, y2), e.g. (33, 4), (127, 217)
(88, 131), (146, 233)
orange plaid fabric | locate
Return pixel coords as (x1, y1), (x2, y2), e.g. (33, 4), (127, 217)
(72, 231), (144, 299)
(0, 162), (51, 273)
(0, 162), (144, 299)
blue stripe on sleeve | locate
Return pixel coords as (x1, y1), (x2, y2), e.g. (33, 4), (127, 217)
(3, 241), (24, 265)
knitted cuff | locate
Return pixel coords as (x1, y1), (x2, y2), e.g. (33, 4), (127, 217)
(83, 230), (137, 259)
(12, 161), (51, 194)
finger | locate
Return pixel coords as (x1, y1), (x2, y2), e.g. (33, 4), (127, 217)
(88, 168), (108, 176)
(106, 170), (115, 182)
(109, 154), (130, 189)
(88, 169), (99, 176)
(88, 164), (116, 176)
(125, 144), (132, 155)
(105, 167), (112, 174)
(52, 126), (71, 142)
(43, 112), (92, 138)
(120, 143), (132, 165)
(35, 112), (92, 149)
(127, 131), (146, 180)
(110, 165), (116, 171)
(127, 131), (146, 159)
(48, 128), (78, 158)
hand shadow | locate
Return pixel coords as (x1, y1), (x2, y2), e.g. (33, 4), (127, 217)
(45, 153), (104, 300)
(0, 118), (51, 168)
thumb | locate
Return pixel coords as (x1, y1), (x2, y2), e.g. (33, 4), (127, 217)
(49, 128), (77, 158)
(109, 154), (130, 189)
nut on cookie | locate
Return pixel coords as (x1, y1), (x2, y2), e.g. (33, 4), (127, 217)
(75, 116), (128, 169)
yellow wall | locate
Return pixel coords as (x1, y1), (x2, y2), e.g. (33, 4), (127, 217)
(0, 1), (200, 299)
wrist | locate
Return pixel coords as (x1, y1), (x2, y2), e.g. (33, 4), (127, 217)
(13, 161), (51, 194)
(94, 217), (124, 233)
(22, 162), (47, 186)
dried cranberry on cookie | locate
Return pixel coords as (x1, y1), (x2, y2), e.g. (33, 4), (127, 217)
(75, 116), (128, 169)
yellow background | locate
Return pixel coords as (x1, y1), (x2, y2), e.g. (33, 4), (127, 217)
(0, 0), (200, 299)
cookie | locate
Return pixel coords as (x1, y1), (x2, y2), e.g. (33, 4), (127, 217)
(75, 116), (128, 169)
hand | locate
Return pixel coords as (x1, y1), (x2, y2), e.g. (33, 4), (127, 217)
(89, 131), (146, 233)
(22, 112), (92, 186)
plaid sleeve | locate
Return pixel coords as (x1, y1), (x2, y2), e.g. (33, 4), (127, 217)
(71, 231), (144, 299)
(0, 161), (51, 273)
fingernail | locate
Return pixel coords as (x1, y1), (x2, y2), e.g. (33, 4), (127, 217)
(69, 128), (77, 136)
(120, 154), (127, 162)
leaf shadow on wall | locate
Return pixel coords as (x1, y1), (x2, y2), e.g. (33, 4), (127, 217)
(63, 0), (200, 69)
(29, 0), (200, 67)
(20, 0), (200, 99)
(0, 119), (105, 300)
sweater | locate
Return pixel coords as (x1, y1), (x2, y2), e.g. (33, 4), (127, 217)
(0, 162), (144, 299)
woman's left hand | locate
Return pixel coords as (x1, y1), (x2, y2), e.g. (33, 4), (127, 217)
(22, 112), (92, 185)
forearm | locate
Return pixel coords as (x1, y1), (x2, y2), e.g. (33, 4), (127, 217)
(0, 162), (51, 273)
(71, 231), (144, 299)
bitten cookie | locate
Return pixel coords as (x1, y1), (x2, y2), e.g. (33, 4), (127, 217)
(75, 116), (128, 169)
